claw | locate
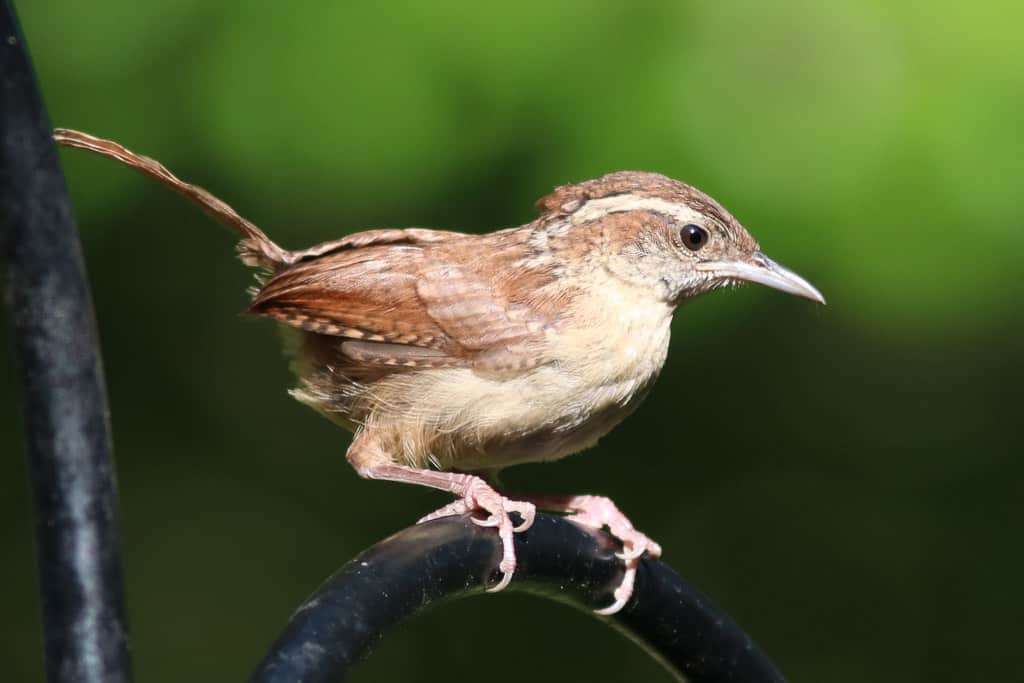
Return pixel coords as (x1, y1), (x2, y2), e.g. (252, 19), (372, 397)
(513, 517), (533, 533)
(473, 511), (505, 528)
(487, 566), (515, 593)
(595, 563), (637, 616)
(419, 477), (535, 594)
(594, 593), (629, 616)
(471, 514), (501, 528)
(511, 508), (535, 532)
(616, 544), (647, 562)
(527, 495), (658, 616)
(417, 499), (468, 524)
(360, 465), (534, 596)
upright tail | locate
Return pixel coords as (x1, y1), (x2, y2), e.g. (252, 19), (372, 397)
(53, 129), (291, 270)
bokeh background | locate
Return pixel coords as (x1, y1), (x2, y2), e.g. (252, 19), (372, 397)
(2, 1), (1022, 681)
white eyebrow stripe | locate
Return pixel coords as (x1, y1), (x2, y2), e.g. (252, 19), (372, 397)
(570, 194), (704, 226)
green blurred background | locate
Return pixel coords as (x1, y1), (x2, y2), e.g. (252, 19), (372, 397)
(2, 1), (1022, 681)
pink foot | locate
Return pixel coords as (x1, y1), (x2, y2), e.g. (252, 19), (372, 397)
(529, 495), (660, 615)
(351, 460), (537, 594)
(418, 477), (536, 592)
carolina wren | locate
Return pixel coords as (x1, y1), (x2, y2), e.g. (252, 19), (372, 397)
(54, 129), (824, 614)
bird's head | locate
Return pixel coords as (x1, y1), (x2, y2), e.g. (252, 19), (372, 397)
(538, 171), (825, 305)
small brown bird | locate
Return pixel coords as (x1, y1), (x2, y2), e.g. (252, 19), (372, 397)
(55, 129), (824, 614)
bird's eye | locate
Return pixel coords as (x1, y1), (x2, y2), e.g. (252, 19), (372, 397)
(681, 224), (708, 251)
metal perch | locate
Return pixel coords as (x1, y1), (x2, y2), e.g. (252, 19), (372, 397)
(251, 513), (785, 682)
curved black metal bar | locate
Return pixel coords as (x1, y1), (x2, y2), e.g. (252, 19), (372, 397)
(0, 2), (133, 682)
(251, 513), (786, 683)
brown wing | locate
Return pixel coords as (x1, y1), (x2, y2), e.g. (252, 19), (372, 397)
(248, 229), (558, 371)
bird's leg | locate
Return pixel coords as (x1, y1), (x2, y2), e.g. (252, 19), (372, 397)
(347, 434), (535, 593)
(360, 465), (535, 592)
(521, 494), (661, 615)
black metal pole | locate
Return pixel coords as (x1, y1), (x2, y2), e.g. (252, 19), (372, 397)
(0, 2), (133, 682)
(252, 513), (787, 683)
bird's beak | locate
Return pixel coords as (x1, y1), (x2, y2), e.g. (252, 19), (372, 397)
(698, 251), (825, 304)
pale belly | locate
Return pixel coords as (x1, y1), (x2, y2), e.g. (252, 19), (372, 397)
(291, 276), (677, 472)
(360, 288), (676, 471)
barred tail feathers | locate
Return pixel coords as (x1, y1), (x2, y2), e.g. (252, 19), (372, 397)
(52, 128), (290, 270)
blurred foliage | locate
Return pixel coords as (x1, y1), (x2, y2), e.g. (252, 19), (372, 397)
(2, 1), (1021, 681)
